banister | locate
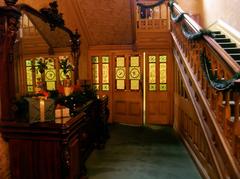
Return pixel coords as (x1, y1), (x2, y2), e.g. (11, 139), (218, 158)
(170, 1), (240, 78)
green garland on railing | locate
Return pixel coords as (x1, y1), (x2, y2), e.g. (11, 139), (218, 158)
(181, 24), (213, 40)
(171, 12), (186, 23)
(200, 51), (240, 91)
(137, 0), (165, 8)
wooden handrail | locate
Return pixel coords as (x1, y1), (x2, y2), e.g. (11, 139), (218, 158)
(172, 2), (240, 74)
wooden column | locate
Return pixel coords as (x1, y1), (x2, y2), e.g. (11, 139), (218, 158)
(0, 1), (21, 120)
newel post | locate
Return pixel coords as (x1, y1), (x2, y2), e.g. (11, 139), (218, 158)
(0, 0), (21, 120)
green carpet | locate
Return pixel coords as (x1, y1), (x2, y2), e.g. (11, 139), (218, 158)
(86, 124), (202, 179)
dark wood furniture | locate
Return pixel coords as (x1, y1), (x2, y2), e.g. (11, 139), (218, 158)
(0, 96), (109, 179)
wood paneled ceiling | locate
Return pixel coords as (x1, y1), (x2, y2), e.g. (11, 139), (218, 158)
(58, 0), (134, 46)
(15, 0), (135, 47)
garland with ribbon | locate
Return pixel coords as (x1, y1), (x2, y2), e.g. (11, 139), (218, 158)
(200, 51), (240, 91)
(171, 12), (186, 23)
(182, 24), (213, 40)
(137, 0), (165, 8)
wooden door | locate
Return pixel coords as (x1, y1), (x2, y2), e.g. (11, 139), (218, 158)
(112, 53), (143, 125)
(145, 52), (173, 125)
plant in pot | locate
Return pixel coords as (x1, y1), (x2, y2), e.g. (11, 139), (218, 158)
(59, 57), (74, 96)
(35, 58), (48, 95)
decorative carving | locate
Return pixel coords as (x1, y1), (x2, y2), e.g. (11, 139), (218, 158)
(39, 1), (64, 31)
(4, 0), (18, 6)
(70, 29), (81, 85)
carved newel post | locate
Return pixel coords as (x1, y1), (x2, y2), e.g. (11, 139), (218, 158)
(0, 0), (21, 120)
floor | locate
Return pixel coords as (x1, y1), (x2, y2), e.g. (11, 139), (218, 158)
(86, 124), (202, 179)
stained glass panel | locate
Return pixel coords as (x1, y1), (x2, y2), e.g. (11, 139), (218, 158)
(102, 64), (109, 83)
(159, 55), (167, 62)
(149, 56), (156, 63)
(149, 63), (156, 83)
(92, 64), (99, 83)
(117, 80), (125, 90)
(160, 63), (167, 83)
(102, 56), (109, 63)
(130, 56), (139, 66)
(102, 84), (109, 91)
(149, 84), (156, 91)
(92, 56), (99, 63)
(131, 80), (139, 90)
(116, 57), (125, 67)
(160, 84), (167, 91)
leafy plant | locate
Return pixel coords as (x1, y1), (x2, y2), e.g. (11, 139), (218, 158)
(36, 58), (48, 74)
(59, 57), (74, 75)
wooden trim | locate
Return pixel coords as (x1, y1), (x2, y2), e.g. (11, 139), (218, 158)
(172, 32), (240, 178)
(172, 3), (240, 73)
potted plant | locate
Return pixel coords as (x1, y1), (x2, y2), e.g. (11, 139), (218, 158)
(35, 58), (48, 94)
(59, 57), (74, 96)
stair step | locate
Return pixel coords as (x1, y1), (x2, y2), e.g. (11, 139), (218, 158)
(229, 53), (240, 60)
(223, 48), (240, 53)
(218, 43), (237, 48)
(214, 38), (231, 43)
(213, 34), (226, 38)
(212, 31), (221, 34)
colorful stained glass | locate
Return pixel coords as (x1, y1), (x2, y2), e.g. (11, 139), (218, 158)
(27, 86), (34, 92)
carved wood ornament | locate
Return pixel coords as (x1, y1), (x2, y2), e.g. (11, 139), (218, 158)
(0, 0), (80, 120)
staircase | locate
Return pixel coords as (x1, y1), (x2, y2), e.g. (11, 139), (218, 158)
(212, 31), (240, 64)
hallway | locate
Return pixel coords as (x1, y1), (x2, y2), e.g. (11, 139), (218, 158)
(86, 124), (202, 179)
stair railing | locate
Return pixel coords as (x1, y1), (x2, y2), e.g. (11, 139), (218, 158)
(170, 1), (240, 178)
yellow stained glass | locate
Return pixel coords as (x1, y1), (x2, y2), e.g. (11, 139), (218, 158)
(46, 81), (56, 90)
(102, 84), (109, 91)
(102, 64), (109, 83)
(149, 84), (156, 91)
(160, 84), (167, 91)
(149, 63), (156, 83)
(160, 63), (167, 83)
(116, 57), (125, 67)
(26, 66), (33, 85)
(92, 56), (99, 63)
(27, 86), (34, 92)
(130, 56), (139, 66)
(160, 55), (167, 62)
(102, 56), (109, 63)
(131, 80), (139, 90)
(45, 69), (56, 81)
(117, 80), (125, 90)
(115, 67), (126, 79)
(59, 69), (72, 81)
(149, 56), (156, 63)
(129, 67), (140, 80)
(45, 58), (55, 69)
(93, 84), (100, 91)
(92, 64), (99, 83)
(26, 60), (32, 66)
